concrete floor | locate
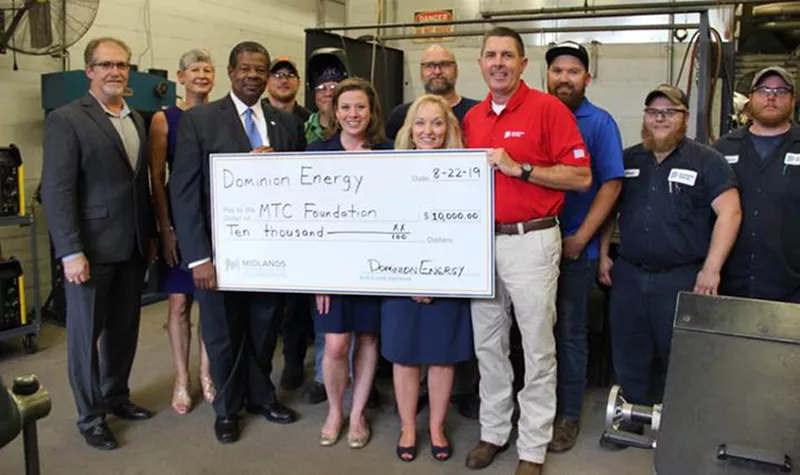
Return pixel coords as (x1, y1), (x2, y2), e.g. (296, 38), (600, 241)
(0, 301), (654, 474)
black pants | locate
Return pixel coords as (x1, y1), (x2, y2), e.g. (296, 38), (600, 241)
(66, 252), (146, 431)
(280, 294), (313, 368)
(196, 290), (281, 417)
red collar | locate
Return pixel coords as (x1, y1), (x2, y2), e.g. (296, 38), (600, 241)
(480, 80), (530, 116)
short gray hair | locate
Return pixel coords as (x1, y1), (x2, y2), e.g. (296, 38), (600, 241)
(84, 37), (132, 66)
(179, 48), (214, 71)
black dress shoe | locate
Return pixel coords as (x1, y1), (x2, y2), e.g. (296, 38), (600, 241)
(109, 401), (154, 420)
(246, 402), (297, 424)
(303, 381), (327, 404)
(280, 364), (305, 391)
(80, 422), (118, 450)
(214, 416), (239, 444)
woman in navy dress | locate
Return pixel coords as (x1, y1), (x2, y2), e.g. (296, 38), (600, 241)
(308, 78), (392, 449)
(149, 49), (216, 414)
(382, 95), (474, 462)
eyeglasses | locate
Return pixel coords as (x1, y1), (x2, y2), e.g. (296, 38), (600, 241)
(92, 61), (130, 71)
(752, 86), (793, 98)
(644, 107), (686, 119)
(421, 61), (456, 71)
(314, 83), (337, 92)
(271, 71), (298, 80)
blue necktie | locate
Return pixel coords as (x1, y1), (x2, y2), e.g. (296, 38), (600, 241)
(244, 108), (263, 148)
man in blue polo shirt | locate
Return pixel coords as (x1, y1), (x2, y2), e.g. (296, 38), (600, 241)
(545, 41), (625, 453)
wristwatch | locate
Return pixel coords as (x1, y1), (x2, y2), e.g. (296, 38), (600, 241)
(519, 163), (533, 182)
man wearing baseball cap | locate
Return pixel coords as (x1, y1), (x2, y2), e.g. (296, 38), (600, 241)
(713, 66), (800, 302)
(304, 61), (348, 144)
(598, 84), (741, 440)
(544, 40), (625, 453)
(266, 56), (311, 123)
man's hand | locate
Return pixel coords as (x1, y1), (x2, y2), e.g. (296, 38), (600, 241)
(147, 238), (158, 262)
(316, 294), (331, 315)
(64, 254), (90, 285)
(252, 146), (275, 154)
(412, 296), (433, 304)
(597, 255), (614, 286)
(693, 267), (720, 295)
(161, 229), (179, 266)
(562, 235), (588, 260)
(192, 261), (217, 290)
(487, 148), (521, 178)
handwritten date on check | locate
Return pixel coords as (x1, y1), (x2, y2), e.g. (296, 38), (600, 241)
(209, 149), (495, 298)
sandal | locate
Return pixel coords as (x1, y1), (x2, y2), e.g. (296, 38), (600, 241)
(171, 385), (192, 415)
(200, 374), (216, 404)
(430, 430), (452, 461)
(396, 430), (417, 462)
(347, 421), (371, 449)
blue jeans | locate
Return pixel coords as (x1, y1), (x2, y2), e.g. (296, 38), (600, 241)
(555, 255), (598, 419)
(608, 258), (698, 405)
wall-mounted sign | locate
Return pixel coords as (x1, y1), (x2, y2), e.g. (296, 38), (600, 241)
(412, 9), (454, 43)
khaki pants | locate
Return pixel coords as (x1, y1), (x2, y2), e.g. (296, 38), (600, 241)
(471, 226), (561, 463)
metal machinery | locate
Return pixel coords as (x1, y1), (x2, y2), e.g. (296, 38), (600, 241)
(39, 69), (176, 325)
(0, 374), (52, 475)
(601, 292), (798, 474)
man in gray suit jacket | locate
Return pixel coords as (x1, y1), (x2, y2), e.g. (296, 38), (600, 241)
(170, 41), (306, 444)
(42, 37), (156, 450)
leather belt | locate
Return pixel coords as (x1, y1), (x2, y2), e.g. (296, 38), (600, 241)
(623, 257), (703, 273)
(495, 217), (558, 235)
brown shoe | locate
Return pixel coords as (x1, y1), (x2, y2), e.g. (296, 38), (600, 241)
(547, 417), (580, 453)
(465, 440), (509, 469)
(515, 460), (543, 475)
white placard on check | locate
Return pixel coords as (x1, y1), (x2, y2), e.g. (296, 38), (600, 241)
(209, 149), (495, 298)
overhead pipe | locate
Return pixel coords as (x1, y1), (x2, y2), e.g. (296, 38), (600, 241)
(377, 23), (700, 42)
(306, 7), (711, 33)
(752, 2), (800, 16)
(480, 0), (773, 19)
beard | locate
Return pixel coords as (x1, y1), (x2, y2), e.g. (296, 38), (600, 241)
(102, 82), (125, 97)
(548, 83), (585, 111)
(749, 103), (793, 128)
(642, 120), (687, 154)
(424, 77), (455, 95)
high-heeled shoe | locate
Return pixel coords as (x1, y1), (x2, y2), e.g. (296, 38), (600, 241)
(396, 430), (417, 462)
(171, 386), (192, 415)
(430, 430), (452, 461)
(200, 374), (216, 404)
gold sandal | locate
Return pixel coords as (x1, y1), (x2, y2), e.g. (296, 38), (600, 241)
(171, 386), (192, 415)
(347, 423), (371, 449)
(200, 374), (216, 404)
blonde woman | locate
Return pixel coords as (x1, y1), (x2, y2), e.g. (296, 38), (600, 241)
(383, 94), (474, 462)
(149, 49), (216, 414)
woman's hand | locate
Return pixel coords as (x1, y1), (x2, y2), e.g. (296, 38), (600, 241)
(316, 294), (331, 314)
(412, 296), (433, 304)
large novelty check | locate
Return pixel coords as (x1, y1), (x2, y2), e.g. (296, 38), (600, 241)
(210, 149), (494, 298)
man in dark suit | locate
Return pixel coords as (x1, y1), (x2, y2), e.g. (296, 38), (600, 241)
(170, 41), (305, 444)
(42, 37), (156, 450)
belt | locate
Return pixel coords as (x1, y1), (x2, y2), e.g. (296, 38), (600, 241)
(495, 217), (557, 235)
(623, 257), (703, 273)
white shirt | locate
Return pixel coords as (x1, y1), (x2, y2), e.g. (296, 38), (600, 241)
(491, 101), (506, 115)
(188, 92), (271, 270)
(230, 91), (270, 148)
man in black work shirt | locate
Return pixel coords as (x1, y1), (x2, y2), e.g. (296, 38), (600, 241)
(385, 44), (479, 140)
(713, 66), (800, 302)
(598, 84), (741, 412)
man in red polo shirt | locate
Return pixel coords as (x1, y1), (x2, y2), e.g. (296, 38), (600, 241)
(463, 26), (591, 475)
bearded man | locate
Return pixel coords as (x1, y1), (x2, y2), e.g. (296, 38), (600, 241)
(712, 66), (800, 302)
(597, 84), (741, 436)
(543, 41), (625, 453)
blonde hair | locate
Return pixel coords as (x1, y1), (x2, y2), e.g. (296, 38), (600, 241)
(179, 48), (214, 71)
(395, 94), (464, 150)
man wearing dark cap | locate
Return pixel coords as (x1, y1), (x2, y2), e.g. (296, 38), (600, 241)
(305, 61), (348, 144)
(266, 56), (311, 122)
(598, 85), (741, 433)
(713, 66), (800, 302)
(544, 41), (625, 453)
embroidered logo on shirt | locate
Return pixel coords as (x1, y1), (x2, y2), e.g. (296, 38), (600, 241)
(725, 155), (739, 164)
(668, 168), (698, 186)
(624, 168), (640, 178)
(573, 149), (586, 159)
(784, 153), (800, 166)
(503, 131), (525, 139)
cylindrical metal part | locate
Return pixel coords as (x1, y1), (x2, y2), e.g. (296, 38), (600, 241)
(22, 423), (40, 475)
